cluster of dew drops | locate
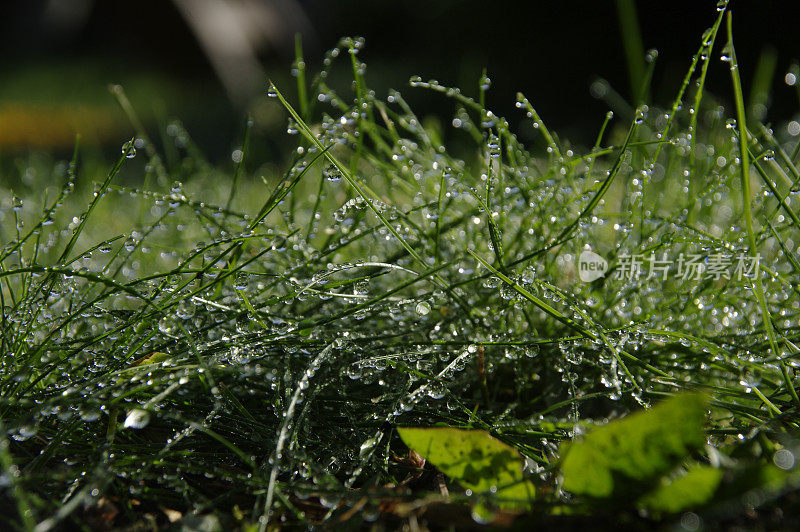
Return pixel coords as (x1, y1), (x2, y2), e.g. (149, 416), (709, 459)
(3, 23), (800, 521)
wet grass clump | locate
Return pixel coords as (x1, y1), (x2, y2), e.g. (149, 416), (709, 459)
(2, 6), (800, 530)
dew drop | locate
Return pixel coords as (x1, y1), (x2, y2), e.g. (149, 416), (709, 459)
(80, 408), (101, 422)
(12, 424), (37, 441)
(176, 299), (195, 320)
(323, 164), (342, 181)
(774, 449), (796, 470)
(233, 273), (250, 291)
(123, 409), (151, 429)
(359, 438), (377, 458)
(158, 316), (179, 336)
(121, 140), (136, 159)
(720, 43), (733, 63)
(521, 265), (537, 284)
(739, 367), (762, 389)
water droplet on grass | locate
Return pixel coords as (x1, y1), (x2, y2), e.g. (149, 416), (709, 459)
(359, 438), (377, 458)
(235, 315), (251, 333)
(480, 110), (496, 129)
(773, 449), (796, 470)
(158, 316), (179, 336)
(521, 265), (537, 284)
(121, 140), (136, 159)
(483, 277), (500, 289)
(323, 165), (342, 181)
(234, 273), (250, 290)
(319, 495), (341, 509)
(500, 283), (516, 300)
(176, 300), (195, 319)
(124, 409), (151, 429)
(271, 236), (288, 251)
(12, 424), (37, 441)
(720, 43), (733, 63)
(80, 408), (101, 422)
(415, 301), (431, 315)
(739, 367), (762, 389)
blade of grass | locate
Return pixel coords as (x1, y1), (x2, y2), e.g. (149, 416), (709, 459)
(726, 11), (800, 407)
(615, 0), (646, 104)
(225, 115), (252, 212)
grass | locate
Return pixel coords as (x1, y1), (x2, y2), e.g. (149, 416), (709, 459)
(2, 4), (800, 529)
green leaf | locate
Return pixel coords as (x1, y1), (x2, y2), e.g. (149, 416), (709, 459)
(642, 460), (800, 514)
(712, 460), (800, 505)
(560, 393), (708, 498)
(132, 351), (170, 366)
(397, 427), (535, 509)
(638, 465), (724, 513)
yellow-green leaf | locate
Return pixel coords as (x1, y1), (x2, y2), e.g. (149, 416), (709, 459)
(560, 393), (708, 498)
(397, 427), (535, 509)
(132, 351), (171, 366)
(638, 464), (724, 513)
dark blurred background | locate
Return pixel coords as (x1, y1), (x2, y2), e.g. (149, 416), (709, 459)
(1, 0), (799, 164)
